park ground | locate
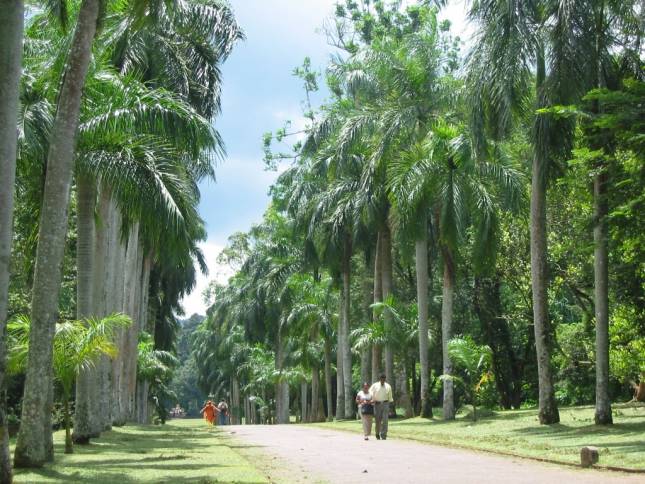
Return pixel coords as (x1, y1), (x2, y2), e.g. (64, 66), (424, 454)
(10, 404), (645, 483)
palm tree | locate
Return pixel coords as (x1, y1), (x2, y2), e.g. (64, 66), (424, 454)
(306, 8), (456, 415)
(286, 274), (337, 421)
(15, 0), (104, 466)
(72, 61), (217, 438)
(8, 313), (131, 454)
(389, 121), (524, 419)
(467, 0), (641, 425)
(465, 0), (595, 424)
(0, 1), (24, 480)
(580, 0), (640, 425)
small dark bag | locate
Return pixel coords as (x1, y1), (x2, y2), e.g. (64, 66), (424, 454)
(361, 403), (374, 415)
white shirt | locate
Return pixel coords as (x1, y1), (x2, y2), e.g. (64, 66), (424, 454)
(369, 381), (393, 402)
(356, 390), (372, 403)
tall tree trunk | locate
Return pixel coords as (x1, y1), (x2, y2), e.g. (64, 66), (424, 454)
(441, 247), (456, 420)
(593, 163), (612, 424)
(371, 346), (382, 384)
(592, 8), (612, 425)
(0, 1), (23, 480)
(275, 331), (290, 424)
(15, 0), (100, 467)
(416, 213), (432, 418)
(530, 44), (560, 426)
(97, 193), (119, 431)
(125, 242), (144, 420)
(530, 154), (560, 424)
(300, 381), (308, 423)
(92, 188), (111, 433)
(133, 255), (151, 423)
(109, 204), (126, 425)
(231, 376), (240, 424)
(341, 234), (353, 419)
(380, 224), (395, 391)
(372, 232), (382, 382)
(73, 176), (97, 443)
(361, 266), (372, 385)
(115, 223), (140, 425)
(335, 291), (345, 420)
(310, 366), (320, 422)
(360, 351), (371, 386)
(324, 337), (333, 422)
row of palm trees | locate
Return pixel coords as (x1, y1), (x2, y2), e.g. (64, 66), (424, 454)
(194, 0), (643, 427)
(0, 0), (242, 477)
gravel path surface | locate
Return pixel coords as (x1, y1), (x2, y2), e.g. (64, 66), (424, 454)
(226, 424), (644, 484)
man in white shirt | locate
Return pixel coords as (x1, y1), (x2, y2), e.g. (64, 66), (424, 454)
(369, 373), (393, 440)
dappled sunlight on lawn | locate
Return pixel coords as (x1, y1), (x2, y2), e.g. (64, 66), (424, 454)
(12, 419), (268, 483)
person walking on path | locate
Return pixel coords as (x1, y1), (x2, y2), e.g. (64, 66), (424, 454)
(218, 401), (229, 425)
(200, 400), (219, 427)
(356, 382), (374, 440)
(370, 374), (393, 440)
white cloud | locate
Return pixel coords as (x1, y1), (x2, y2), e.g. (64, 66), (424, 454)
(180, 241), (235, 316)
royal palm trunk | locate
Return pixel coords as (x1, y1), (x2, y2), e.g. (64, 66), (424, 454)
(530, 154), (559, 424)
(360, 270), (372, 385)
(529, 46), (560, 426)
(592, 14), (612, 425)
(114, 222), (140, 425)
(324, 337), (333, 421)
(341, 234), (353, 418)
(15, 0), (100, 467)
(310, 366), (320, 422)
(380, 224), (394, 388)
(275, 331), (290, 424)
(593, 164), (612, 424)
(441, 247), (455, 420)
(0, 1), (23, 480)
(300, 381), (308, 422)
(415, 214), (432, 418)
(335, 293), (345, 420)
(231, 376), (240, 424)
(371, 233), (382, 382)
(73, 176), (97, 443)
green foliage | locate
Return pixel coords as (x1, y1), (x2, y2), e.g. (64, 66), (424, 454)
(441, 337), (493, 420)
(554, 322), (595, 405)
(609, 305), (645, 385)
(138, 332), (179, 423)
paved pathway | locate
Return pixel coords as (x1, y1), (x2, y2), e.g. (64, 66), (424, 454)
(226, 424), (644, 484)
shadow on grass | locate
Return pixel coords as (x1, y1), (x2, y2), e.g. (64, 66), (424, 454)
(224, 444), (267, 449)
(512, 420), (645, 438)
(15, 468), (136, 483)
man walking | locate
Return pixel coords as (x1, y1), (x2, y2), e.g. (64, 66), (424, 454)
(370, 373), (393, 440)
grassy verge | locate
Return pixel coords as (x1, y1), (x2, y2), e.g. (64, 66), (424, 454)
(312, 403), (645, 470)
(12, 419), (268, 483)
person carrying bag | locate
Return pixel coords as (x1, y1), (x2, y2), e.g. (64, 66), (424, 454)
(356, 382), (374, 440)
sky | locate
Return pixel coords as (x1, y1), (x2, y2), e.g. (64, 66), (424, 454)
(180, 0), (470, 316)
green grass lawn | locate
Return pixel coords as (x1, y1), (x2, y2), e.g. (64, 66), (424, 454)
(312, 403), (645, 470)
(12, 419), (268, 483)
